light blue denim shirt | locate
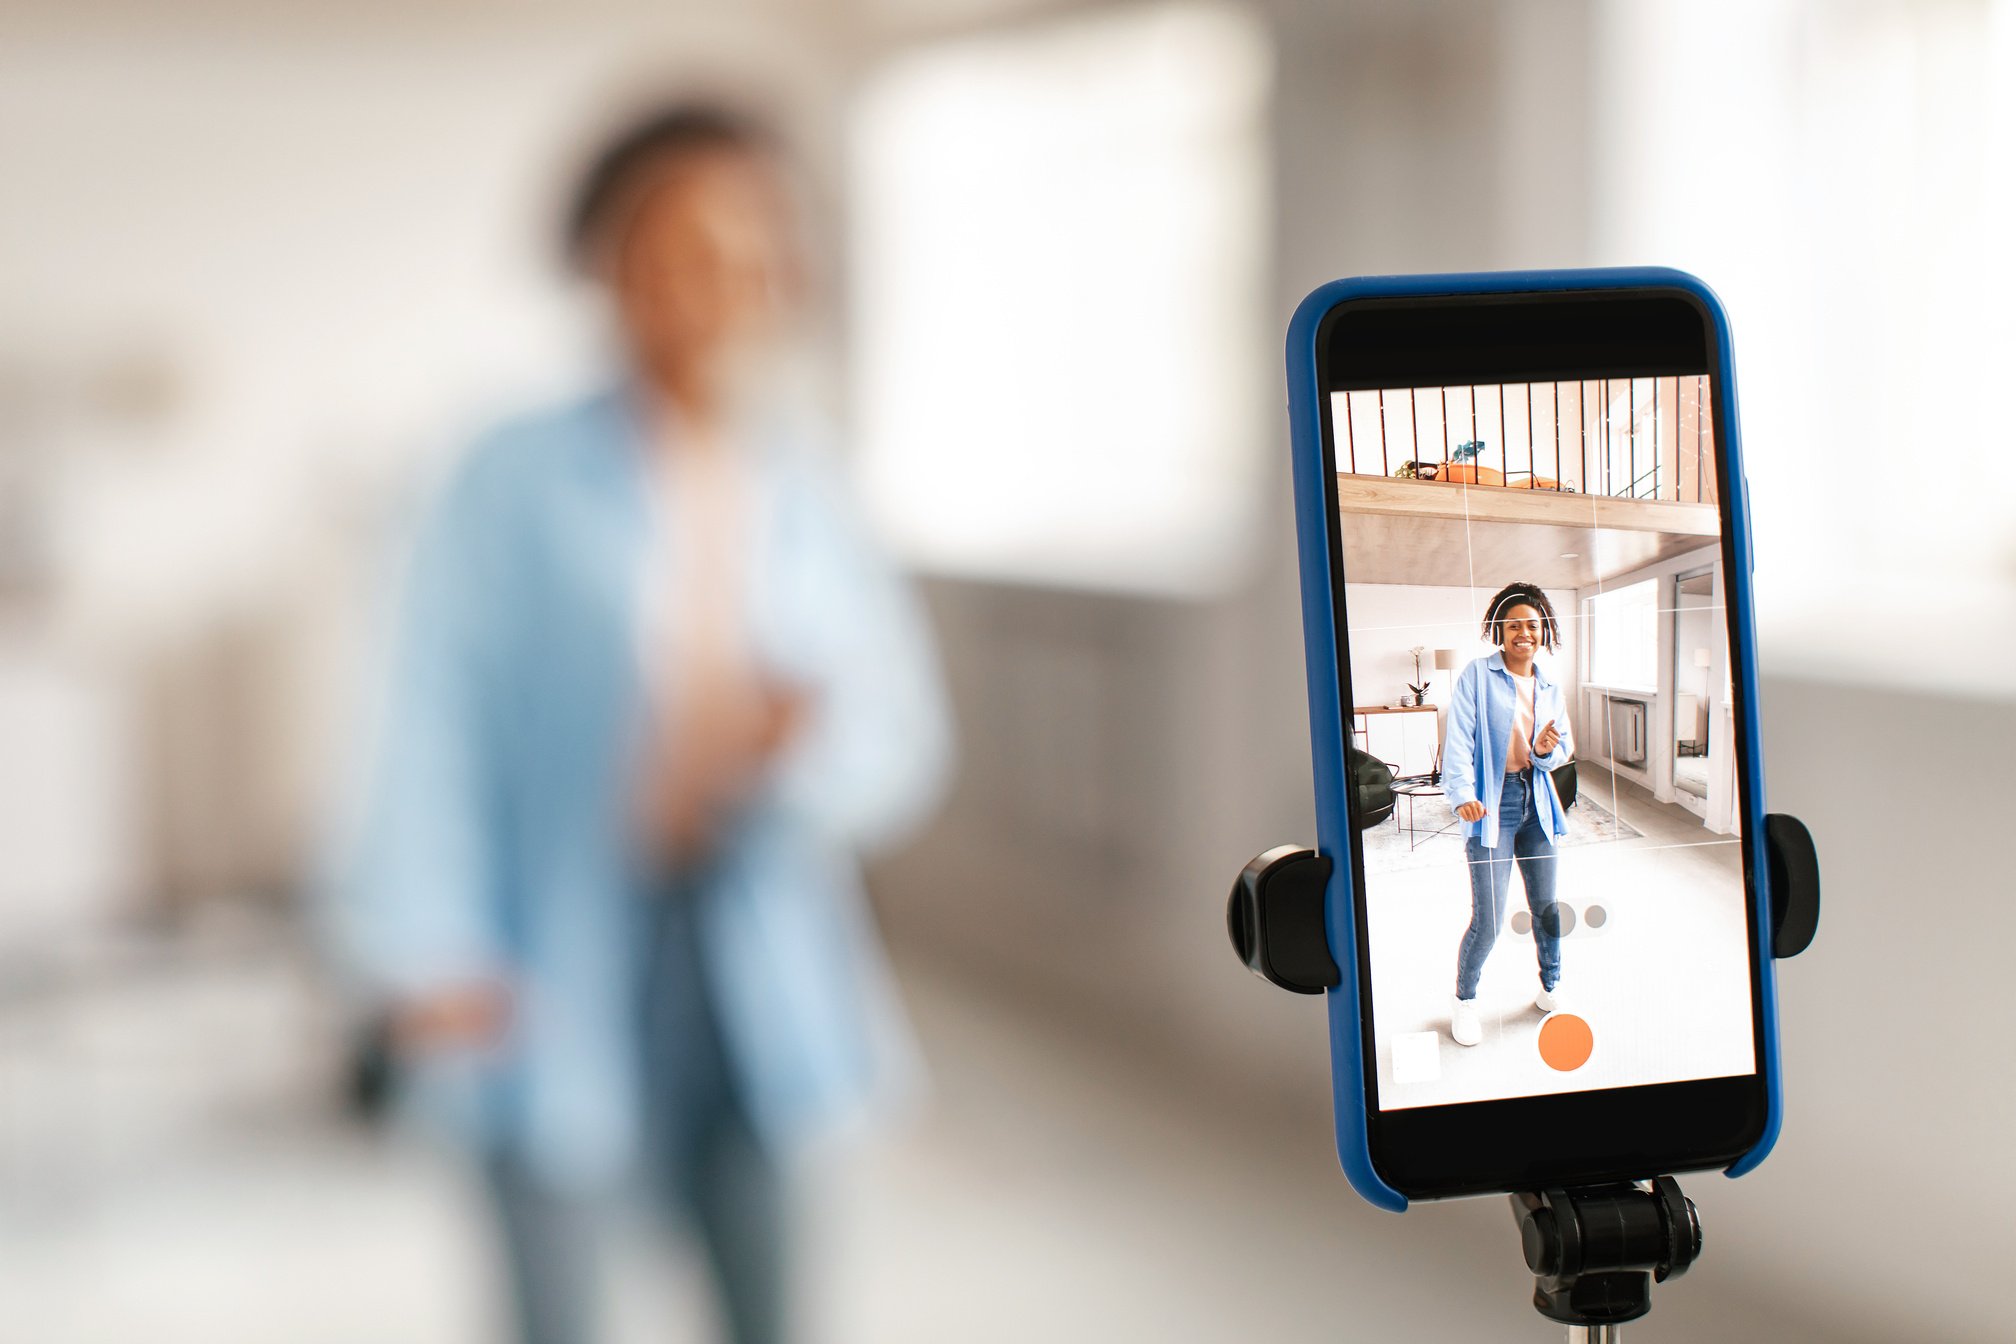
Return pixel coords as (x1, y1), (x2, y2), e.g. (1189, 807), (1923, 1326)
(325, 388), (952, 1192)
(1440, 650), (1573, 848)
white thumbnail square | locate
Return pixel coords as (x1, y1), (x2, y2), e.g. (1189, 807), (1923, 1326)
(1391, 1030), (1442, 1086)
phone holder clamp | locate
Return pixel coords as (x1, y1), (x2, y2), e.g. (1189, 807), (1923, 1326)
(1226, 845), (1338, 994)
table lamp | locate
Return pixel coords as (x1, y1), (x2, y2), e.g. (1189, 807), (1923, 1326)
(1433, 647), (1459, 702)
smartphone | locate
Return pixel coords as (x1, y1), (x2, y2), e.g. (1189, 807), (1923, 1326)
(1285, 269), (1780, 1209)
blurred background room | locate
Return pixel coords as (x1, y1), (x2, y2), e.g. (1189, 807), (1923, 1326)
(2, 1), (2012, 1341)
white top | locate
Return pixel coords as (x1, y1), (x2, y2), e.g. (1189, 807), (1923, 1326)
(1504, 670), (1535, 773)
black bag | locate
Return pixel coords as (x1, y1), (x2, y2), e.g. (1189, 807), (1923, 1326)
(1349, 744), (1396, 830)
(1552, 758), (1579, 810)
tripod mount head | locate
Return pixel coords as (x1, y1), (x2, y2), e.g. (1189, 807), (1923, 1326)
(1512, 1178), (1701, 1326)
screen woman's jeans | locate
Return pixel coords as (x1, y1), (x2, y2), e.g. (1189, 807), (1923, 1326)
(1454, 768), (1562, 1000)
(485, 879), (788, 1344)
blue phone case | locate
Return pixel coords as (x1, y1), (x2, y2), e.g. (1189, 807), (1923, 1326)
(1285, 267), (1783, 1212)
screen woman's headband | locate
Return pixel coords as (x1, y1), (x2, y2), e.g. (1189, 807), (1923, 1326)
(1489, 589), (1549, 624)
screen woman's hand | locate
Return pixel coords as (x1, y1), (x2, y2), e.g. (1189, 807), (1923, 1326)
(1534, 719), (1561, 756)
(1455, 800), (1488, 822)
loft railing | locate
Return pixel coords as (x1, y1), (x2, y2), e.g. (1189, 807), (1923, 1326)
(1336, 376), (1717, 505)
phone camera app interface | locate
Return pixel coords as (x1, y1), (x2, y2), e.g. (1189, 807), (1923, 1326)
(1333, 376), (1756, 1110)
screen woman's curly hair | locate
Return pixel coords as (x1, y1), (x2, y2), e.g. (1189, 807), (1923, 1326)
(1482, 582), (1560, 651)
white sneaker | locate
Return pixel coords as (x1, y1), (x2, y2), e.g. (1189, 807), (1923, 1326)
(1452, 995), (1482, 1046)
(1536, 983), (1564, 1014)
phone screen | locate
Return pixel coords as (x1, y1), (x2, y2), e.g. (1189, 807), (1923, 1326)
(1318, 291), (1765, 1174)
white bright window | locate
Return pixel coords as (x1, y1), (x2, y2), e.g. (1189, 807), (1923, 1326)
(1586, 579), (1659, 692)
(1593, 0), (2016, 696)
(848, 2), (1271, 596)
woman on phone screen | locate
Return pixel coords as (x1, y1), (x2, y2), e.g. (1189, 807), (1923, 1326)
(1442, 582), (1574, 1047)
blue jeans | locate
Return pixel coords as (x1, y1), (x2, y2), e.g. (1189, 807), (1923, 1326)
(486, 880), (788, 1344)
(1454, 769), (1562, 999)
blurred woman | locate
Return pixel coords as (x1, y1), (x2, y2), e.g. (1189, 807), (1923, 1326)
(332, 103), (951, 1344)
(1441, 582), (1572, 1048)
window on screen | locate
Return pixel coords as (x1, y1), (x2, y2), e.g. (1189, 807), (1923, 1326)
(1586, 580), (1658, 692)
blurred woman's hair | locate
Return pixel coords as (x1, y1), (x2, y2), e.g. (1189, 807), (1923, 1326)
(563, 99), (780, 271)
(1482, 581), (1560, 651)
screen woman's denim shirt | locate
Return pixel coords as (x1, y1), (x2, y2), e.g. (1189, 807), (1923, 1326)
(1441, 650), (1574, 848)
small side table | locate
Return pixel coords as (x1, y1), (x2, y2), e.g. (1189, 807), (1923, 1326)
(1390, 777), (1461, 851)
